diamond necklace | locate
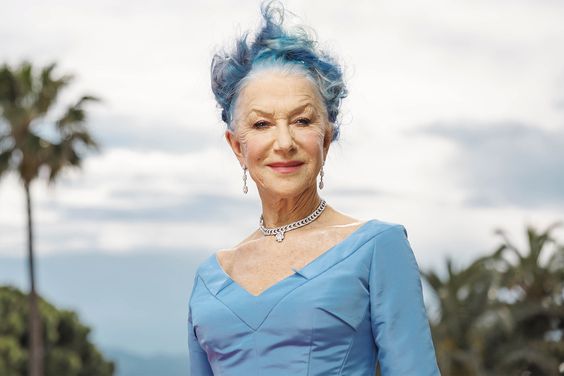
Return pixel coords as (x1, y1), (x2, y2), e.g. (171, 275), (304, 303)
(259, 199), (327, 242)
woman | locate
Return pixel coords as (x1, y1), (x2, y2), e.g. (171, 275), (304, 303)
(188, 2), (440, 375)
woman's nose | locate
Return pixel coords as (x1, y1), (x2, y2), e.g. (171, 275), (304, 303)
(273, 123), (296, 152)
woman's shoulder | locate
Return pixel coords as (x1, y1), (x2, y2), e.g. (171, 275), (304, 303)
(365, 219), (419, 272)
(196, 226), (254, 258)
(192, 234), (258, 280)
(324, 207), (406, 238)
(363, 218), (408, 238)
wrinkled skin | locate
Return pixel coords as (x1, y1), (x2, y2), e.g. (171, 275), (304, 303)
(225, 69), (332, 225)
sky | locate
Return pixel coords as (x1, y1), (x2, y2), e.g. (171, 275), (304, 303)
(1, 0), (564, 358)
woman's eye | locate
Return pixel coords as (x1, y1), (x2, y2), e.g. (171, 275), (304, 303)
(296, 118), (311, 125)
(252, 120), (269, 128)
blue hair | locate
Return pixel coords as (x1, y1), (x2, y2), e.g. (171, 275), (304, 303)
(210, 1), (348, 142)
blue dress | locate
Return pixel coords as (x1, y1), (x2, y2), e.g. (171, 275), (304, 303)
(188, 219), (441, 375)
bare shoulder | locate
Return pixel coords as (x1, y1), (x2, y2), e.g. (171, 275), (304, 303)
(215, 228), (262, 268)
(319, 205), (365, 230)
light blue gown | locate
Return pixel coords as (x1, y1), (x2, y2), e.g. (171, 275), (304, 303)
(188, 219), (441, 375)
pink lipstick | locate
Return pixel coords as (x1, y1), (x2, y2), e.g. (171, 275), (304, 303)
(267, 160), (304, 174)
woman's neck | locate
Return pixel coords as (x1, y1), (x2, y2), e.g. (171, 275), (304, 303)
(259, 187), (321, 228)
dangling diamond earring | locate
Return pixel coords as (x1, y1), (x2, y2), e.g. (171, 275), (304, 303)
(319, 162), (325, 190)
(242, 166), (248, 194)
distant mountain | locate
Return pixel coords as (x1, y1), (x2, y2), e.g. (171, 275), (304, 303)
(0, 251), (211, 356)
(103, 347), (188, 376)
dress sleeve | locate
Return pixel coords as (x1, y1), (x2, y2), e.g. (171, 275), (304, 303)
(369, 225), (441, 376)
(188, 274), (214, 376)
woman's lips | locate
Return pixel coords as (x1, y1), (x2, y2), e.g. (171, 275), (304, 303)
(267, 161), (304, 173)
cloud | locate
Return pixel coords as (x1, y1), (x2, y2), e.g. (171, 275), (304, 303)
(89, 113), (222, 154)
(326, 187), (398, 198)
(41, 192), (257, 223)
(415, 120), (564, 209)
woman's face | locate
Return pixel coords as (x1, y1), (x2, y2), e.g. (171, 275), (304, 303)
(226, 69), (332, 198)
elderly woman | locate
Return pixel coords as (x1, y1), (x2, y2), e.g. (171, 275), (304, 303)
(188, 3), (440, 375)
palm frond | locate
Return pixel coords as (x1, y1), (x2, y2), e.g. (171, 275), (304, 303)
(496, 346), (560, 375)
(0, 64), (19, 106)
(17, 62), (34, 99)
(494, 227), (523, 262)
(0, 147), (15, 179)
(56, 95), (100, 133)
(34, 62), (74, 117)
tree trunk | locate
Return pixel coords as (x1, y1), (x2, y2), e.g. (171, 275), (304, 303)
(25, 182), (43, 376)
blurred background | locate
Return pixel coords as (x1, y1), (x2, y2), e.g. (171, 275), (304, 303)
(0, 0), (563, 375)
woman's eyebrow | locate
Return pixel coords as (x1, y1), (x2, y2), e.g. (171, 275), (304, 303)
(248, 108), (274, 117)
(290, 104), (316, 117)
(248, 103), (317, 118)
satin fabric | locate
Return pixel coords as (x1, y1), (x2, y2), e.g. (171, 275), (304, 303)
(188, 219), (441, 375)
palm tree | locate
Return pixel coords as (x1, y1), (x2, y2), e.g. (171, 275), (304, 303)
(423, 222), (564, 375)
(482, 222), (564, 375)
(0, 61), (100, 376)
(422, 254), (497, 375)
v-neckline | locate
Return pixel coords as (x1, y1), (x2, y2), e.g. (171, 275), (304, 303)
(211, 219), (374, 298)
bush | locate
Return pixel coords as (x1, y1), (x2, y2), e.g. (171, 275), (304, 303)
(0, 285), (114, 376)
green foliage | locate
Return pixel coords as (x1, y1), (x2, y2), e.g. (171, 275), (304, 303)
(423, 222), (564, 376)
(0, 61), (100, 186)
(0, 285), (114, 376)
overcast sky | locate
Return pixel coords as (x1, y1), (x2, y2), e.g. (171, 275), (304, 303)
(1, 0), (564, 272)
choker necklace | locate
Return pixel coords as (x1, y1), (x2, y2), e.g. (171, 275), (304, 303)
(259, 199), (327, 242)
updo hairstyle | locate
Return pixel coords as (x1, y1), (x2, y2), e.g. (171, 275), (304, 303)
(210, 1), (348, 142)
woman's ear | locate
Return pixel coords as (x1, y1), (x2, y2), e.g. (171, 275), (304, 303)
(225, 129), (245, 166)
(322, 124), (333, 159)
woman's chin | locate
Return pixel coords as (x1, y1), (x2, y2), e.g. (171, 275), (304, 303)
(260, 183), (316, 198)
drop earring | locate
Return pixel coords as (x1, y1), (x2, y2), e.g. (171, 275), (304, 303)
(318, 162), (324, 190)
(242, 166), (248, 194)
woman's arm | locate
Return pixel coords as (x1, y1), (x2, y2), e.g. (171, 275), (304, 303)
(188, 275), (214, 376)
(369, 224), (441, 375)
